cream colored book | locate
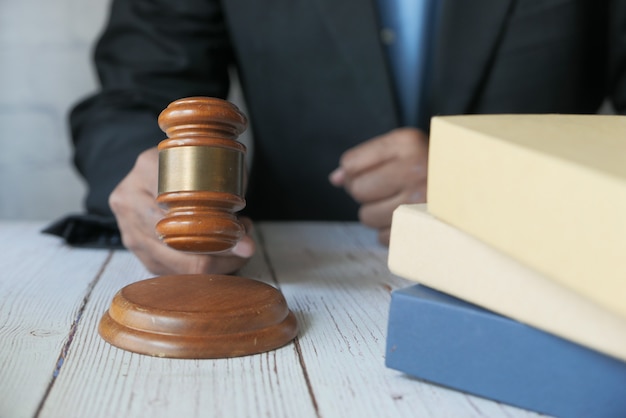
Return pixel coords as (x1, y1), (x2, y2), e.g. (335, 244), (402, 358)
(427, 114), (626, 320)
(388, 204), (626, 362)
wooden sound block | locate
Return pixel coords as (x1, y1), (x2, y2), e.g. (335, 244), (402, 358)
(98, 274), (298, 359)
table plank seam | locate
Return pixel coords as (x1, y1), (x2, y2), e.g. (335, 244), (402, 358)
(293, 337), (321, 418)
(33, 250), (114, 417)
(256, 225), (321, 418)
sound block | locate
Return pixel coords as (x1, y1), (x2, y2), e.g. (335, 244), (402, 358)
(99, 274), (298, 358)
(385, 285), (626, 418)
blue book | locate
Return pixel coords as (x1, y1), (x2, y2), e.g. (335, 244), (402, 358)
(385, 285), (626, 418)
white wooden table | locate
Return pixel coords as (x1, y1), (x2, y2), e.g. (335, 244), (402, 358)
(0, 221), (543, 418)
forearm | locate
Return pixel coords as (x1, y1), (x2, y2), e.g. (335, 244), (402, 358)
(71, 94), (165, 216)
(608, 0), (626, 113)
(71, 0), (233, 216)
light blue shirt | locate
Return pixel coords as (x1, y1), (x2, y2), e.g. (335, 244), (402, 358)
(376, 0), (439, 129)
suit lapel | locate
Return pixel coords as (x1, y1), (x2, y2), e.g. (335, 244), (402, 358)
(311, 0), (516, 126)
(313, 0), (399, 129)
(433, 0), (516, 115)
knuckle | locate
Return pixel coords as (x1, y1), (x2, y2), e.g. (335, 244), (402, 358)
(135, 147), (159, 171)
(108, 189), (124, 213)
(191, 256), (216, 275)
(119, 232), (138, 251)
(135, 150), (150, 169)
(378, 229), (390, 246)
(348, 182), (367, 203)
(402, 188), (427, 204)
(393, 128), (427, 153)
(357, 205), (374, 227)
(144, 260), (168, 276)
(339, 151), (356, 171)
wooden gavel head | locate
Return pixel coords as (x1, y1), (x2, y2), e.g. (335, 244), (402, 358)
(155, 97), (248, 253)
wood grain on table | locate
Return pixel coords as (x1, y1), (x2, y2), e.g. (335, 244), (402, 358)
(0, 222), (543, 418)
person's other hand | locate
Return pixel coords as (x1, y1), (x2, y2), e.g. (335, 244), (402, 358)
(329, 127), (428, 245)
(109, 147), (255, 275)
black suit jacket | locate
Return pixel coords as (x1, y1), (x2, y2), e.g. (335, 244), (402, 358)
(70, 0), (624, 222)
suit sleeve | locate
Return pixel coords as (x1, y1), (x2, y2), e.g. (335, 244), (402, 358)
(71, 0), (233, 217)
(608, 0), (626, 113)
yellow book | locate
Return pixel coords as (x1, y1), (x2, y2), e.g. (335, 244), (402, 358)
(427, 114), (626, 320)
(388, 204), (626, 362)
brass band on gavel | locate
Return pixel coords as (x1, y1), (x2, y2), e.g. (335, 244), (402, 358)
(158, 146), (245, 196)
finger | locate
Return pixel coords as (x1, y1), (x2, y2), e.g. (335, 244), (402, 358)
(137, 233), (253, 276)
(358, 185), (426, 230)
(141, 216), (256, 275)
(331, 128), (428, 195)
(116, 198), (254, 275)
(329, 131), (398, 187)
(134, 148), (160, 195)
(339, 128), (426, 177)
(345, 153), (428, 204)
(231, 234), (256, 259)
(113, 191), (163, 250)
(344, 160), (406, 203)
(339, 133), (397, 176)
(378, 227), (391, 246)
(328, 166), (346, 186)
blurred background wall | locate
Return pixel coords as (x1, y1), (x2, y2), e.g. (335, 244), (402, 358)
(0, 0), (109, 220)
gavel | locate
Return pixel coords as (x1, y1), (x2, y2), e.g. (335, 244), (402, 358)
(98, 97), (298, 359)
(156, 97), (247, 254)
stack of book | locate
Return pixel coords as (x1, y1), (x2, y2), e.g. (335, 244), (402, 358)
(385, 114), (626, 418)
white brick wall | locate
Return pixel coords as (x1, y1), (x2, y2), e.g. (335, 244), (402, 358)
(0, 0), (109, 220)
